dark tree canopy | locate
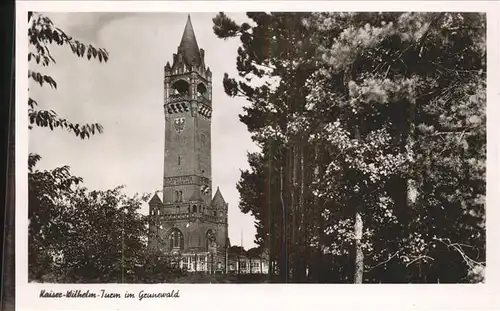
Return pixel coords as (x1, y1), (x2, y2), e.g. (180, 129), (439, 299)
(214, 12), (485, 283)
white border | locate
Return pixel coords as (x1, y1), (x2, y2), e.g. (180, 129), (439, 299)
(15, 1), (500, 311)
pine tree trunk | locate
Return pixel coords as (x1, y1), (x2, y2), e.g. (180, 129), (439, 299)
(354, 210), (364, 284)
(298, 145), (306, 282)
(407, 99), (417, 208)
(291, 145), (298, 281)
(353, 127), (364, 284)
(267, 141), (275, 281)
(312, 144), (322, 283)
(268, 240), (274, 280)
(279, 163), (287, 282)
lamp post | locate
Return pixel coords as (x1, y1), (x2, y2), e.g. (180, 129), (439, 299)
(195, 251), (198, 273)
(210, 253), (214, 275)
(186, 222), (191, 271)
(225, 245), (228, 275)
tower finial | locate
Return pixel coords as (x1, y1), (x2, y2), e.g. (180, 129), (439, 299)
(178, 14), (200, 67)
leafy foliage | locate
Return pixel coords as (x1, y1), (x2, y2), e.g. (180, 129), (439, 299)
(29, 156), (188, 283)
(28, 109), (103, 139)
(27, 13), (156, 283)
(306, 12), (486, 283)
(214, 12), (486, 283)
(28, 12), (108, 138)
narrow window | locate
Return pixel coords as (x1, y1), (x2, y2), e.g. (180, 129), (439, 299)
(193, 205), (197, 213)
(178, 156), (181, 165)
(176, 206), (180, 214)
(169, 229), (184, 250)
(175, 231), (180, 247)
(179, 191), (183, 202)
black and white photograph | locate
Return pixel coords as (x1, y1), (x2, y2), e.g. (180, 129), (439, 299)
(15, 1), (500, 309)
(27, 9), (488, 284)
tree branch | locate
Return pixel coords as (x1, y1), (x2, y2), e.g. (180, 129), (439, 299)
(366, 250), (400, 272)
(406, 255), (434, 267)
(418, 12), (446, 58)
(435, 238), (485, 268)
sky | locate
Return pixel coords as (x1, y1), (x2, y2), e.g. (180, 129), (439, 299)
(28, 12), (261, 249)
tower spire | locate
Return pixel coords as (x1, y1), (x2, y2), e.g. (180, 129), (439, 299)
(178, 14), (201, 66)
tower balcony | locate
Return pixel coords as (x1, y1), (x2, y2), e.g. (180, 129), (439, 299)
(162, 211), (221, 223)
(169, 93), (190, 103)
(167, 93), (210, 105)
(163, 212), (190, 221)
(196, 95), (211, 105)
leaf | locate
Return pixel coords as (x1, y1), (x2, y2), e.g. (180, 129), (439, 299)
(102, 49), (109, 62)
(43, 75), (57, 89)
(28, 97), (38, 108)
(29, 109), (104, 139)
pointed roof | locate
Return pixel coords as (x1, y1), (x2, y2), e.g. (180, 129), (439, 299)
(178, 15), (201, 66)
(149, 193), (162, 205)
(211, 186), (226, 207)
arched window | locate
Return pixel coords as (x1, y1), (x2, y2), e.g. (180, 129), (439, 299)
(169, 228), (184, 250)
(192, 205), (197, 213)
(206, 229), (215, 250)
(172, 79), (189, 96)
(174, 191), (183, 202)
(197, 83), (207, 97)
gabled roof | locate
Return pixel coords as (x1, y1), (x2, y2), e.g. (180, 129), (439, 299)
(148, 193), (162, 205)
(211, 186), (226, 207)
(178, 15), (201, 67)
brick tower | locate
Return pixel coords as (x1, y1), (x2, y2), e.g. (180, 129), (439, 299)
(148, 15), (229, 273)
